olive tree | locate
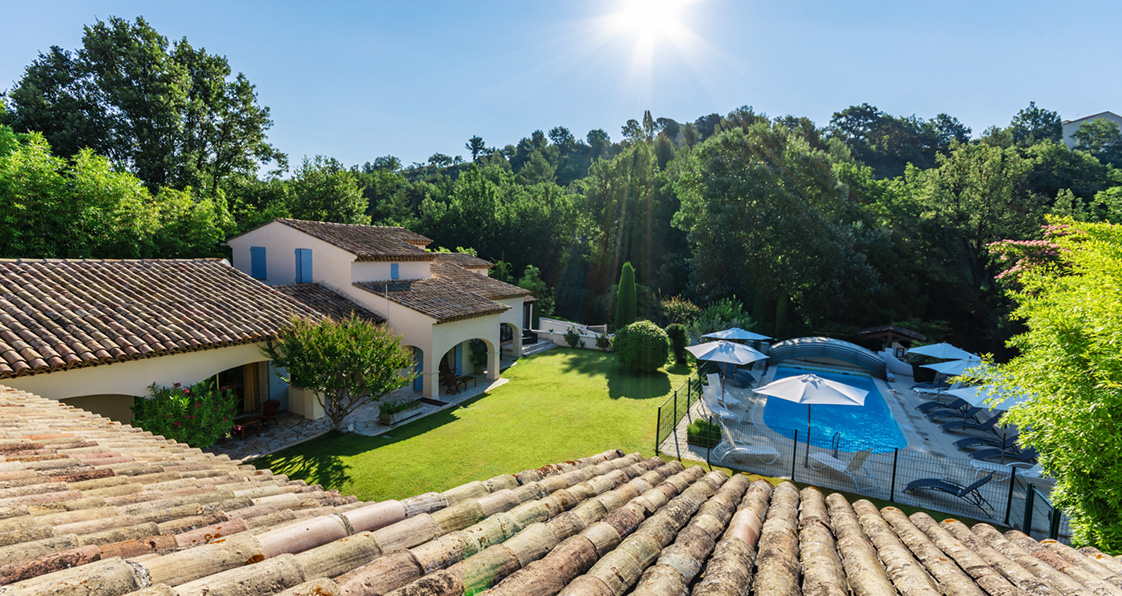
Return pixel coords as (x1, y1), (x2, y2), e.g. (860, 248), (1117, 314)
(263, 316), (414, 432)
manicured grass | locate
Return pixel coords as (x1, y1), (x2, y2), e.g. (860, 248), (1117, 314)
(254, 348), (693, 501)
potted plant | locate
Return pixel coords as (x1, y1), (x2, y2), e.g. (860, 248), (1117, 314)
(379, 397), (423, 425)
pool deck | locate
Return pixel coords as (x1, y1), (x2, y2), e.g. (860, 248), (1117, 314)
(661, 361), (1058, 534)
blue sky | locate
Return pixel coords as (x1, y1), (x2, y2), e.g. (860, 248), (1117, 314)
(3, 1), (1119, 167)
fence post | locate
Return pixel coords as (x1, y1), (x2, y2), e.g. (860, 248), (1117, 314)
(791, 430), (798, 481)
(655, 407), (662, 456)
(706, 415), (713, 471)
(1004, 467), (1017, 526)
(1023, 487), (1036, 536)
(1049, 507), (1061, 540)
(673, 394), (678, 445)
(889, 449), (899, 502)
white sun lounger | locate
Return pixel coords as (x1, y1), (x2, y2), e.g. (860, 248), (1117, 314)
(702, 381), (739, 423)
(808, 449), (874, 491)
(711, 418), (780, 465)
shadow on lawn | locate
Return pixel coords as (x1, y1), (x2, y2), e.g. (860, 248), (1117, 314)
(553, 347), (689, 401)
(254, 393), (493, 491)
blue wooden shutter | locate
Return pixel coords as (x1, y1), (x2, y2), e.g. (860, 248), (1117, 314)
(250, 247), (267, 280)
(413, 348), (424, 391)
(391, 263), (400, 279)
(295, 249), (313, 283)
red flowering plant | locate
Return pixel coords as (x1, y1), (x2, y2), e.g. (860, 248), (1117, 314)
(131, 380), (238, 448)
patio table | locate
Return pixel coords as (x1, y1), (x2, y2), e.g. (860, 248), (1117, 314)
(232, 416), (262, 440)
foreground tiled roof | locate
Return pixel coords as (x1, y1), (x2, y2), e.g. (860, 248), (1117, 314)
(431, 262), (532, 300)
(273, 284), (386, 324)
(433, 253), (494, 269)
(0, 259), (320, 379)
(2, 387), (1121, 595)
(356, 277), (510, 324)
(275, 218), (435, 261)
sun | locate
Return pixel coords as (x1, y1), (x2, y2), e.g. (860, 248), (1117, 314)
(610, 0), (691, 43)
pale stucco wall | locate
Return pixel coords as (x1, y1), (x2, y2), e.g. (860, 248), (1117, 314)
(60, 394), (137, 423)
(351, 261), (431, 283)
(1063, 112), (1122, 148)
(228, 221), (357, 288)
(4, 343), (270, 402)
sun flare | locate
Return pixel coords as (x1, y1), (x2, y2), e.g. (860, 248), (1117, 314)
(610, 0), (692, 44)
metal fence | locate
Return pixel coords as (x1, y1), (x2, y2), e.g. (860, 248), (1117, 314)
(654, 374), (702, 454)
(692, 415), (1069, 540)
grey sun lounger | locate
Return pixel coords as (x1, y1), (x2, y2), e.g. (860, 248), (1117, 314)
(970, 447), (1037, 464)
(926, 406), (983, 423)
(941, 411), (1004, 434)
(954, 433), (1019, 451)
(904, 473), (995, 515)
(916, 397), (969, 413)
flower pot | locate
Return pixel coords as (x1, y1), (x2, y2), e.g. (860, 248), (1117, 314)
(379, 403), (423, 425)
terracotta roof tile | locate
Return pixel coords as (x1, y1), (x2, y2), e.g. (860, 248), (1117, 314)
(433, 252), (494, 269)
(355, 277), (510, 324)
(430, 262), (532, 300)
(0, 259), (323, 379)
(273, 284), (386, 324)
(274, 218), (435, 261)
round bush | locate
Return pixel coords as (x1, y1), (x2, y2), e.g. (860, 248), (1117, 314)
(666, 323), (688, 364)
(614, 320), (670, 373)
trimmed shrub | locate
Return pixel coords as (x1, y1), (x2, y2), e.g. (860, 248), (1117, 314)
(596, 333), (611, 350)
(666, 323), (688, 364)
(564, 326), (581, 348)
(132, 380), (238, 449)
(469, 339), (488, 369)
(660, 295), (701, 326)
(686, 419), (722, 447)
(613, 320), (670, 374)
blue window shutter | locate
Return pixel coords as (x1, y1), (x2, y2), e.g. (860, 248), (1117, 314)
(295, 249), (313, 283)
(413, 348), (423, 391)
(250, 247), (267, 280)
(391, 263), (400, 280)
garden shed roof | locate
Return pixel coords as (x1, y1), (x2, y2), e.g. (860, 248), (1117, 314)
(274, 218), (435, 261)
(0, 259), (320, 379)
(0, 384), (1119, 595)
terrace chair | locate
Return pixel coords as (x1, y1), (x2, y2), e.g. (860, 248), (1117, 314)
(925, 406), (983, 423)
(711, 418), (780, 465)
(703, 384), (740, 423)
(941, 410), (1005, 435)
(970, 447), (1038, 464)
(915, 381), (964, 397)
(904, 473), (995, 516)
(707, 373), (736, 409)
(260, 399), (281, 429)
(440, 368), (466, 395)
(916, 397), (969, 414)
(807, 449), (874, 491)
(954, 432), (1019, 451)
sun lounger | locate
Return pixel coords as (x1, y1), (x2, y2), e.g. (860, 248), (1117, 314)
(925, 406), (983, 423)
(904, 473), (995, 515)
(941, 411), (1004, 434)
(703, 377), (739, 423)
(970, 447), (1037, 464)
(954, 433), (1019, 451)
(807, 449), (874, 491)
(711, 418), (780, 465)
(916, 397), (969, 413)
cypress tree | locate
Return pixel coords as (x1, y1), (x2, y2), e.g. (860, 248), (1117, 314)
(615, 262), (637, 330)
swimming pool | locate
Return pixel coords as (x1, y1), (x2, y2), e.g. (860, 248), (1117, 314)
(761, 365), (907, 453)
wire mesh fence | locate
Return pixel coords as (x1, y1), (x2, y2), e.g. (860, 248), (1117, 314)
(699, 414), (1069, 540)
(654, 374), (702, 454)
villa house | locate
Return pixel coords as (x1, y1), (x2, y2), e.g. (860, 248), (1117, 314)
(0, 258), (356, 422)
(1062, 110), (1122, 148)
(227, 218), (534, 398)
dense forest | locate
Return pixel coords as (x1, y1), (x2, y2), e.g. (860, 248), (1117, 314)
(5, 17), (1122, 355)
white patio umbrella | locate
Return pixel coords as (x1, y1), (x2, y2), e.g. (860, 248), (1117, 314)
(907, 342), (979, 361)
(921, 358), (988, 377)
(687, 340), (768, 380)
(754, 373), (868, 463)
(945, 385), (1030, 411)
(701, 327), (773, 342)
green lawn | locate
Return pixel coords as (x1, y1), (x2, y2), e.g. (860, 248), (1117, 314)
(254, 348), (693, 501)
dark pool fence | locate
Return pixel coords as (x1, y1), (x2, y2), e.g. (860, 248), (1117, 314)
(654, 374), (703, 453)
(691, 415), (1069, 540)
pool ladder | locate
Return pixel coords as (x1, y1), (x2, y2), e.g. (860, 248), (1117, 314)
(830, 432), (842, 457)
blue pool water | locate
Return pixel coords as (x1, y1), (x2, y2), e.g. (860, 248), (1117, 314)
(762, 365), (907, 453)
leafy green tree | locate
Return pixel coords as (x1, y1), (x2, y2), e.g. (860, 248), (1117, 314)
(984, 219), (1122, 549)
(518, 265), (553, 326)
(288, 156), (370, 224)
(132, 380), (237, 448)
(263, 316), (414, 432)
(587, 129), (611, 160)
(5, 16), (281, 193)
(466, 136), (486, 162)
(515, 150), (556, 185)
(665, 323), (688, 364)
(613, 320), (669, 373)
(1009, 101), (1062, 146)
(614, 262), (637, 330)
(621, 119), (644, 143)
(1072, 119), (1122, 167)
